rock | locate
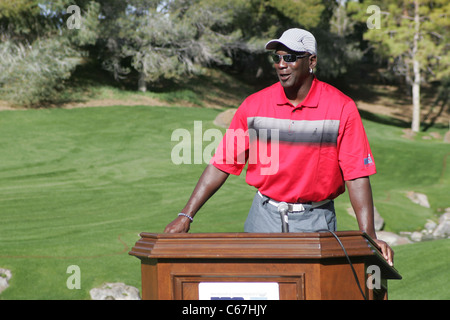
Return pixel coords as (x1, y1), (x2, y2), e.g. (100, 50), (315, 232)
(421, 229), (435, 241)
(433, 212), (450, 239)
(0, 268), (12, 295)
(407, 212), (450, 242)
(90, 282), (141, 300)
(376, 210), (450, 244)
(443, 131), (450, 144)
(410, 231), (423, 242)
(406, 191), (430, 208)
(376, 231), (412, 246)
(424, 220), (437, 232)
(439, 211), (450, 223)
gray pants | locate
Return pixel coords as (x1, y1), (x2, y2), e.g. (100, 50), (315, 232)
(244, 192), (337, 233)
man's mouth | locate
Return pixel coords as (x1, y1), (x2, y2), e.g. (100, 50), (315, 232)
(279, 73), (291, 81)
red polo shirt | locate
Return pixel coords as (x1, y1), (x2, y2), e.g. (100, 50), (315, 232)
(210, 77), (376, 203)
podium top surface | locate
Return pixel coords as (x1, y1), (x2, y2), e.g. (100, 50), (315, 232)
(129, 231), (401, 279)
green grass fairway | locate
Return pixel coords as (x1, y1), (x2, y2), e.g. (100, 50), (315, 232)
(388, 239), (450, 300)
(0, 105), (448, 299)
(0, 105), (252, 299)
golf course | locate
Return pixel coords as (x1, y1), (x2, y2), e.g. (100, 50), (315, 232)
(0, 74), (448, 300)
(1, 0), (449, 302)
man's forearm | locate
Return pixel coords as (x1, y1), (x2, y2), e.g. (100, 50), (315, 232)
(180, 164), (230, 219)
(346, 176), (394, 265)
(346, 176), (377, 239)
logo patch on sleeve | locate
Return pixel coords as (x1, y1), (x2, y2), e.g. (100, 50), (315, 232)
(364, 154), (374, 167)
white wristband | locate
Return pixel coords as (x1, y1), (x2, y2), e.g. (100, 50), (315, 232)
(178, 213), (193, 222)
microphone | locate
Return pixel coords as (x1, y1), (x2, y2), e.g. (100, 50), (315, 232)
(278, 202), (289, 233)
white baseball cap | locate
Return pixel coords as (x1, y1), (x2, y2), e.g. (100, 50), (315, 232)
(265, 28), (317, 55)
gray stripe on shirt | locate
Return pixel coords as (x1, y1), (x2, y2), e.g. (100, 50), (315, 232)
(247, 117), (340, 145)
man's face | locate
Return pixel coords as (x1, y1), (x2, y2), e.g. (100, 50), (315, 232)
(273, 46), (316, 90)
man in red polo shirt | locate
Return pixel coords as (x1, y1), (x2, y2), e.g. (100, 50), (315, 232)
(165, 28), (393, 266)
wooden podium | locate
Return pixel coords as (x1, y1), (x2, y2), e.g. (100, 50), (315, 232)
(129, 231), (401, 300)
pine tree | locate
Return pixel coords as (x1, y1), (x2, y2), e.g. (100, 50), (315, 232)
(361, 0), (449, 132)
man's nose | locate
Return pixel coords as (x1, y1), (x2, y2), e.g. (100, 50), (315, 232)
(278, 58), (288, 68)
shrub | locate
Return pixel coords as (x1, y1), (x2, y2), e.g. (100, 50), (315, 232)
(0, 38), (82, 107)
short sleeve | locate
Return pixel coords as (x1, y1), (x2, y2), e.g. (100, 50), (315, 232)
(210, 104), (250, 175)
(337, 101), (376, 181)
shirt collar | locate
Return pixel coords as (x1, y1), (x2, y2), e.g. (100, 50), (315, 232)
(276, 77), (321, 108)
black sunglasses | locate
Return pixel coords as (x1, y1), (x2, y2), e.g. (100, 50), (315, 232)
(271, 53), (310, 63)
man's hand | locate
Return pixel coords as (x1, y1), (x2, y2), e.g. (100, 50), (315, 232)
(373, 238), (394, 266)
(164, 216), (191, 233)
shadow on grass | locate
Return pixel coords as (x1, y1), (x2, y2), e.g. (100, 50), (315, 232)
(358, 109), (410, 128)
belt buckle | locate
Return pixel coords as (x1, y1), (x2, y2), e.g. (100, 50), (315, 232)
(288, 203), (305, 212)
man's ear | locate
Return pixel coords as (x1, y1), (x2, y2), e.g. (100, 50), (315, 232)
(309, 55), (317, 70)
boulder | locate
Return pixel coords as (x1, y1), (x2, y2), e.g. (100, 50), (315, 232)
(424, 219), (437, 232)
(433, 212), (450, 239)
(0, 268), (12, 295)
(443, 131), (450, 144)
(406, 191), (430, 208)
(90, 282), (141, 300)
(410, 231), (423, 242)
(376, 231), (412, 246)
(406, 211), (450, 242)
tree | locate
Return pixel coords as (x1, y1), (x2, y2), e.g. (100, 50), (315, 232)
(98, 0), (246, 92)
(359, 0), (449, 132)
(0, 0), (364, 104)
(97, 0), (336, 91)
(314, 0), (364, 79)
